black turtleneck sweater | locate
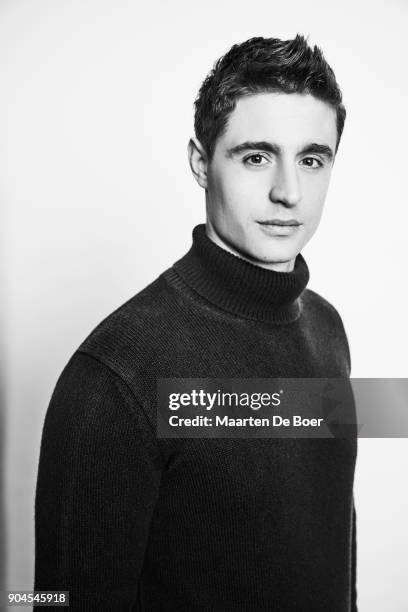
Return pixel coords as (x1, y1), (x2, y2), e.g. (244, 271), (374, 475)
(34, 224), (357, 611)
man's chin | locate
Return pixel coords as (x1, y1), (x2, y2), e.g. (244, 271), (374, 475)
(260, 248), (298, 262)
(214, 230), (301, 270)
(247, 239), (301, 264)
(234, 246), (299, 271)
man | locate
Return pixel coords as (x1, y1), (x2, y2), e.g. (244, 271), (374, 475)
(35, 35), (357, 611)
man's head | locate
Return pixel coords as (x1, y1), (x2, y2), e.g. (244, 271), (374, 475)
(188, 35), (346, 271)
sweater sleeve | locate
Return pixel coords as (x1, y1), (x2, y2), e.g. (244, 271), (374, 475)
(351, 502), (358, 611)
(34, 351), (162, 611)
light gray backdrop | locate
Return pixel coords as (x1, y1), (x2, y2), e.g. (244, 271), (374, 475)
(1, 0), (407, 610)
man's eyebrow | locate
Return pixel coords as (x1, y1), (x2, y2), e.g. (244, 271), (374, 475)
(225, 141), (281, 158)
(298, 143), (334, 161)
(225, 140), (334, 161)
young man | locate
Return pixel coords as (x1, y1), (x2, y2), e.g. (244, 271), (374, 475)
(35, 35), (357, 611)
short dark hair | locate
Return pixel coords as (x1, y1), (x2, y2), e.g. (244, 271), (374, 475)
(194, 34), (346, 160)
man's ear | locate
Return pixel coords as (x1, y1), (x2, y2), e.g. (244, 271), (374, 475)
(187, 137), (208, 189)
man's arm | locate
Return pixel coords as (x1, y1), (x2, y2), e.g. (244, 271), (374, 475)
(34, 352), (162, 610)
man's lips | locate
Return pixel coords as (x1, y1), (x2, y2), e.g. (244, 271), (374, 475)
(257, 219), (302, 226)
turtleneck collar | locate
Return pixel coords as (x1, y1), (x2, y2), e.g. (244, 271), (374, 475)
(171, 224), (310, 324)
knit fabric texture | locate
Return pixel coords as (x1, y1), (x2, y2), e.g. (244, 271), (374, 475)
(34, 224), (357, 611)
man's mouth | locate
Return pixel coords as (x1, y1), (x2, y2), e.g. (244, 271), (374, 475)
(257, 219), (302, 226)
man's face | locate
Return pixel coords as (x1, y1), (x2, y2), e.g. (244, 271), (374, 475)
(204, 92), (338, 271)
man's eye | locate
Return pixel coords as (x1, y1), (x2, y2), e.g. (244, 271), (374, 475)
(244, 153), (268, 166)
(300, 157), (323, 169)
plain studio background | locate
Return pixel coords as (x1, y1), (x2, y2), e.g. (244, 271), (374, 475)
(1, 0), (407, 609)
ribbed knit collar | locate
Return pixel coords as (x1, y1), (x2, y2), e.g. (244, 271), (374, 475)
(172, 224), (310, 324)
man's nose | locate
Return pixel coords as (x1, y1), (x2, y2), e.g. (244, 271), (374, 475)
(269, 163), (301, 208)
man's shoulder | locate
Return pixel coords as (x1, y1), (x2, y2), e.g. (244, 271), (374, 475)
(75, 269), (178, 377)
(300, 288), (351, 375)
(301, 287), (345, 326)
